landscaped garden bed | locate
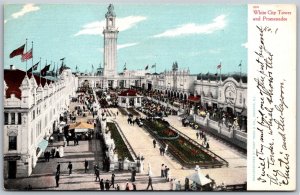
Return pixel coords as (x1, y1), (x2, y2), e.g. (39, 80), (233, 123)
(107, 122), (134, 161)
(143, 119), (227, 168)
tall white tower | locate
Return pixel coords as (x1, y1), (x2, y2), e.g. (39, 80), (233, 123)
(103, 4), (118, 77)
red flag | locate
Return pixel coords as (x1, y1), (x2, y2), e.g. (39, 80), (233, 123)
(217, 63), (221, 69)
(9, 44), (25, 58)
(21, 48), (33, 62)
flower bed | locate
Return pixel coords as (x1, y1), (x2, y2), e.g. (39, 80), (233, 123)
(143, 119), (223, 167)
(143, 120), (178, 139)
(107, 122), (134, 161)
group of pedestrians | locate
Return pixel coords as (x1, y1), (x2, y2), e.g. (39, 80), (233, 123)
(159, 144), (168, 156)
(54, 161), (73, 187)
(99, 172), (116, 191)
(161, 163), (171, 181)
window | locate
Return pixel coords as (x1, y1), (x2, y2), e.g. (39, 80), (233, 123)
(240, 93), (242, 104)
(4, 113), (8, 125)
(32, 110), (35, 120)
(11, 113), (15, 125)
(9, 136), (17, 150)
(18, 113), (22, 125)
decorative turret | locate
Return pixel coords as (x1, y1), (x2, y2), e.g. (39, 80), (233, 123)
(20, 75), (32, 108)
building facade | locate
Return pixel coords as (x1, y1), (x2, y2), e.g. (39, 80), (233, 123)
(3, 67), (77, 178)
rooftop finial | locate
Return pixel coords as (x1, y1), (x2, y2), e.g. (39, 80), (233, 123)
(105, 4), (116, 17)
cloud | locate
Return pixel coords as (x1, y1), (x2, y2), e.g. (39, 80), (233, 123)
(11, 4), (40, 19)
(241, 42), (248, 48)
(153, 14), (227, 38)
(74, 16), (146, 36)
(117, 42), (139, 50)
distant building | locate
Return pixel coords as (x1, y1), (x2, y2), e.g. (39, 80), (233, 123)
(3, 66), (77, 178)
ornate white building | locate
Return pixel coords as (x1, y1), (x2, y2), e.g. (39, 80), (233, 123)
(3, 66), (77, 178)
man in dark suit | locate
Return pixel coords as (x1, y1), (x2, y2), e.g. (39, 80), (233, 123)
(55, 173), (60, 187)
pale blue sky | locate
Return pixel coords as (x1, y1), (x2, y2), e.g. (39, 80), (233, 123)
(4, 4), (247, 74)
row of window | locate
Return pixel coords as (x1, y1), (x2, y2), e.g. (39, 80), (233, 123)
(4, 113), (22, 125)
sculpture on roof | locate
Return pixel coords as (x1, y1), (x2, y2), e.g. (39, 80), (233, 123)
(105, 4), (116, 17)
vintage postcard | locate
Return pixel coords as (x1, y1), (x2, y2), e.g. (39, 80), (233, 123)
(2, 3), (296, 191)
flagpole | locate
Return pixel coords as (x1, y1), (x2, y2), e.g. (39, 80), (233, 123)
(25, 38), (28, 75)
(219, 62), (222, 82)
(39, 57), (42, 85)
(239, 60), (242, 81)
(155, 63), (156, 73)
(31, 41), (34, 75)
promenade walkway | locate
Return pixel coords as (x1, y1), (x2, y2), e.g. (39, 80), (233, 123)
(108, 108), (247, 187)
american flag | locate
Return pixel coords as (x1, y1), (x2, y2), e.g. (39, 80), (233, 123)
(21, 48), (33, 62)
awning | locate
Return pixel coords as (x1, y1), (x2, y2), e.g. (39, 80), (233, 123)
(188, 96), (200, 103)
(38, 139), (48, 152)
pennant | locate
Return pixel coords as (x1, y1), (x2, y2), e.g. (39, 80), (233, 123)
(21, 48), (33, 62)
(27, 61), (39, 73)
(145, 65), (149, 70)
(41, 64), (51, 76)
(60, 57), (65, 61)
(151, 64), (156, 68)
(9, 44), (25, 58)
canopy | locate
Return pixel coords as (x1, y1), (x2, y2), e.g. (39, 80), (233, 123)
(38, 139), (48, 152)
(69, 122), (93, 130)
(186, 170), (212, 186)
(188, 96), (200, 103)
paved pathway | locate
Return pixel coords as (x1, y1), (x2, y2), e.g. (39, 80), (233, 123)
(108, 108), (247, 187)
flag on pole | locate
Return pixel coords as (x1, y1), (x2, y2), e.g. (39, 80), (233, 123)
(59, 63), (66, 74)
(60, 57), (65, 61)
(27, 61), (39, 73)
(145, 65), (149, 70)
(10, 44), (25, 58)
(151, 63), (156, 68)
(238, 60), (242, 67)
(123, 63), (127, 71)
(21, 48), (33, 62)
(41, 64), (51, 76)
(217, 63), (222, 69)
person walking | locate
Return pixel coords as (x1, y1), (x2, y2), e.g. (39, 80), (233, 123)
(55, 172), (60, 187)
(67, 162), (73, 175)
(132, 183), (137, 191)
(95, 167), (100, 181)
(110, 172), (115, 188)
(105, 179), (110, 190)
(196, 132), (199, 139)
(84, 159), (89, 173)
(164, 166), (169, 180)
(131, 168), (136, 182)
(161, 164), (165, 177)
(100, 179), (104, 191)
(56, 162), (61, 174)
(153, 139), (156, 148)
(125, 183), (130, 191)
(146, 176), (153, 190)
